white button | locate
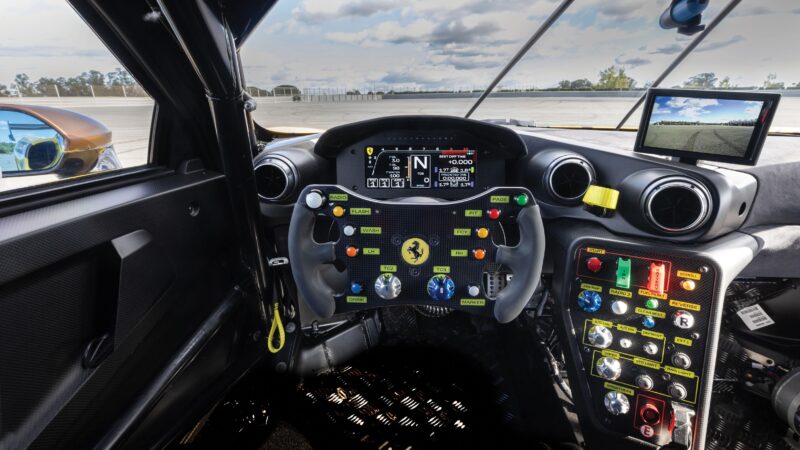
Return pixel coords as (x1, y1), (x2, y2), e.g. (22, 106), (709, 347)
(619, 338), (632, 349)
(343, 225), (355, 236)
(611, 300), (628, 315)
(643, 341), (659, 355)
(467, 285), (481, 297)
(672, 310), (695, 329)
(305, 191), (325, 209)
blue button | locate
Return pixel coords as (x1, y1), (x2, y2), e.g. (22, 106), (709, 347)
(577, 290), (602, 313)
(427, 274), (455, 301)
(642, 316), (656, 329)
(350, 282), (363, 294)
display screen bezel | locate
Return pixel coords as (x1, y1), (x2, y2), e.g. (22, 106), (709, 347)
(634, 89), (780, 166)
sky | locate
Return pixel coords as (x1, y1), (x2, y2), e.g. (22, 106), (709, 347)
(1, 0), (799, 91)
(650, 96), (762, 123)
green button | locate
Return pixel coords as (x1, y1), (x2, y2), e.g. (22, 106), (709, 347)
(616, 258), (631, 289)
(515, 194), (529, 206)
(645, 298), (659, 309)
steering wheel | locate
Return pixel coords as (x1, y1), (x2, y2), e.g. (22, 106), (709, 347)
(287, 185), (545, 323)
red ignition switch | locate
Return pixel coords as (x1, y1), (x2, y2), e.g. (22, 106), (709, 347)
(487, 208), (501, 220)
(587, 257), (603, 273)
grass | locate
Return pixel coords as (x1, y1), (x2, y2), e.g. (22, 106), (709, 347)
(644, 124), (753, 156)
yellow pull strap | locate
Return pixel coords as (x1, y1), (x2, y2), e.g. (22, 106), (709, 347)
(267, 302), (285, 353)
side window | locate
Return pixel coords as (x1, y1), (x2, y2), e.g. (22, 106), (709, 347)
(0, 2), (153, 193)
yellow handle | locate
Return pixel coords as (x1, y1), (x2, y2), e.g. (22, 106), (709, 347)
(267, 302), (285, 353)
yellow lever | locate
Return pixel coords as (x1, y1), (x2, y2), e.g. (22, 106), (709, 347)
(582, 185), (620, 210)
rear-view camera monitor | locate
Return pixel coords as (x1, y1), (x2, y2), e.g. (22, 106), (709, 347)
(635, 89), (780, 165)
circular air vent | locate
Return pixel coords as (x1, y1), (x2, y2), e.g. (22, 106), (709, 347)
(547, 157), (596, 202)
(255, 156), (296, 202)
(644, 177), (711, 233)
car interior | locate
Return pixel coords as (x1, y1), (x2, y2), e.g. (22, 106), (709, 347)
(1, 1), (799, 450)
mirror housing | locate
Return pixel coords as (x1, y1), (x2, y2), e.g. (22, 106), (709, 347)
(0, 104), (115, 178)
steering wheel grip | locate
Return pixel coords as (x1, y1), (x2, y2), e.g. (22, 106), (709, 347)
(494, 205), (546, 323)
(287, 202), (337, 318)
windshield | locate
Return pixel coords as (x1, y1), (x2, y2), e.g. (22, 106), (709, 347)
(242, 0), (799, 131)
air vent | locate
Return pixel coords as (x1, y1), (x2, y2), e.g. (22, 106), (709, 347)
(255, 156), (296, 202)
(547, 157), (596, 202)
(644, 177), (711, 233)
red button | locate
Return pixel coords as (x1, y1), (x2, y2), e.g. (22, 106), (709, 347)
(640, 403), (661, 424)
(346, 246), (359, 257)
(488, 208), (501, 220)
(586, 257), (603, 273)
(472, 248), (486, 260)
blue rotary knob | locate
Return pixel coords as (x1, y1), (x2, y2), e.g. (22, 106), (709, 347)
(427, 274), (455, 301)
(577, 290), (602, 313)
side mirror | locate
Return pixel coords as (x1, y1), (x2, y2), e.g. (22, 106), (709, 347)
(1, 110), (64, 175)
(0, 105), (116, 178)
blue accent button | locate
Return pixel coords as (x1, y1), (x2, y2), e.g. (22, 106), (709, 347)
(577, 290), (602, 313)
(642, 316), (656, 329)
(350, 282), (363, 294)
(427, 274), (455, 301)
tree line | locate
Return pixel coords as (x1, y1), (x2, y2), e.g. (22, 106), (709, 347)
(0, 68), (147, 97)
(557, 69), (799, 92)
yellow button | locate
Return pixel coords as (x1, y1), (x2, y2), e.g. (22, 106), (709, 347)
(332, 206), (345, 217)
(680, 279), (696, 291)
(476, 227), (489, 239)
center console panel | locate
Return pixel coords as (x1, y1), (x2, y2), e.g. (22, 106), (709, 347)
(549, 225), (757, 450)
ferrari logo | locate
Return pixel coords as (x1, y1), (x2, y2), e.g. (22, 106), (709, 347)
(366, 146), (374, 156)
(401, 238), (429, 266)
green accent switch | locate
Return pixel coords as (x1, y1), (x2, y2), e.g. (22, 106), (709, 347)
(645, 298), (659, 309)
(616, 258), (631, 289)
(515, 194), (529, 206)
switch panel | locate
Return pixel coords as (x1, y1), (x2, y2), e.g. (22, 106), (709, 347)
(565, 242), (718, 447)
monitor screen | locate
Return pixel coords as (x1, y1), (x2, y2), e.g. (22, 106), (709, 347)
(635, 89), (780, 165)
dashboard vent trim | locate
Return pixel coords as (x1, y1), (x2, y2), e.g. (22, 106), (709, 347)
(546, 156), (596, 203)
(643, 177), (712, 234)
(255, 155), (297, 202)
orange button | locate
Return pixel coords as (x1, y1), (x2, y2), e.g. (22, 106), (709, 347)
(332, 206), (345, 217)
(472, 248), (486, 260)
(680, 279), (696, 291)
(346, 245), (359, 257)
(476, 228), (489, 239)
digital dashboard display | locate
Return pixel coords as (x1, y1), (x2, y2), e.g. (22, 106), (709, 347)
(364, 146), (477, 189)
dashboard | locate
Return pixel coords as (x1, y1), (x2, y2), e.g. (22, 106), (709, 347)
(252, 114), (786, 450)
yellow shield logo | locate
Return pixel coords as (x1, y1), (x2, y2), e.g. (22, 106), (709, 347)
(401, 238), (429, 266)
(366, 146), (374, 156)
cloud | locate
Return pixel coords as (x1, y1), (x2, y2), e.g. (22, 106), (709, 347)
(666, 97), (719, 119)
(652, 103), (670, 114)
(614, 56), (650, 68)
(596, 1), (647, 21)
(696, 35), (745, 52)
(650, 43), (682, 55)
(293, 0), (396, 23)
